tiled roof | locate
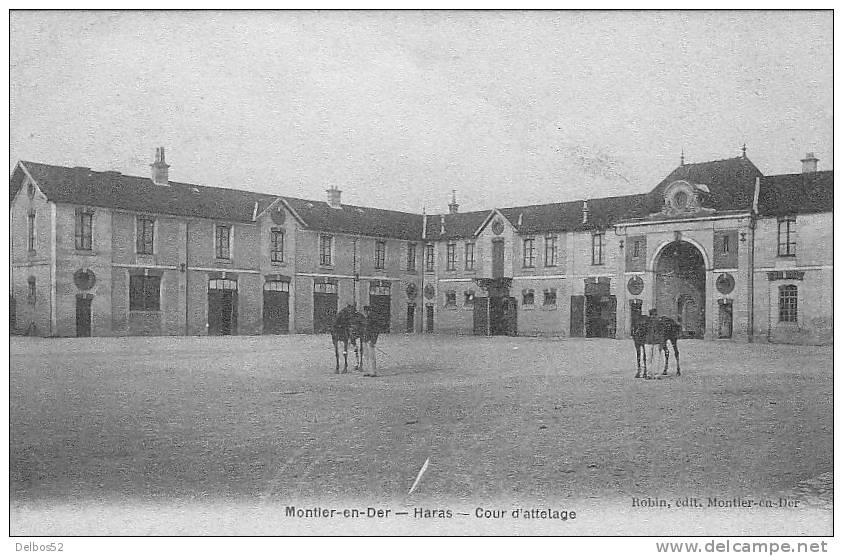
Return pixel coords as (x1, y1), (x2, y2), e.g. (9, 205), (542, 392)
(424, 210), (491, 240)
(652, 156), (763, 213)
(281, 197), (423, 241)
(14, 161), (275, 223)
(757, 171), (833, 216)
(11, 161), (425, 239)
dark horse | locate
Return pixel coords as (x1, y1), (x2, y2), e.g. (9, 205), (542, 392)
(331, 305), (366, 373)
(631, 311), (682, 379)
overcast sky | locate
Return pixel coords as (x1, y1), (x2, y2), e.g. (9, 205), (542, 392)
(10, 10), (832, 213)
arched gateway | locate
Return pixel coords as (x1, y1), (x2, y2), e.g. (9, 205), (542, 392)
(653, 241), (706, 338)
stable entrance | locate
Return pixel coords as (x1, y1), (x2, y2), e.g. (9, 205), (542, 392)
(585, 294), (617, 338)
(208, 278), (238, 335)
(263, 280), (290, 334)
(473, 279), (517, 336)
(76, 294), (92, 337)
(406, 303), (415, 333)
(313, 280), (338, 334)
(654, 240), (706, 338)
(368, 281), (391, 333)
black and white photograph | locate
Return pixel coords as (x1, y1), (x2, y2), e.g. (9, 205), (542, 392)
(7, 9), (833, 542)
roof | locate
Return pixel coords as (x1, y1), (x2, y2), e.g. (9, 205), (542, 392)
(652, 156), (763, 213)
(757, 170), (834, 216)
(11, 161), (424, 239)
(281, 197), (423, 240)
(424, 210), (491, 240)
(13, 161), (275, 223)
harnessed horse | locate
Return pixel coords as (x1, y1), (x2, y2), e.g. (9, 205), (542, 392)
(631, 312), (682, 379)
(331, 308), (365, 373)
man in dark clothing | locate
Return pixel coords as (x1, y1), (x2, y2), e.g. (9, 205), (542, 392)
(362, 305), (380, 377)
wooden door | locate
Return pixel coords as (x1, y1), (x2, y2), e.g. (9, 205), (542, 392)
(263, 290), (289, 334)
(425, 304), (434, 332)
(76, 295), (92, 337)
(492, 240), (504, 278)
(313, 293), (338, 334)
(406, 303), (415, 333)
(209, 290), (237, 335)
(570, 295), (585, 337)
(473, 296), (489, 336)
(369, 295), (391, 333)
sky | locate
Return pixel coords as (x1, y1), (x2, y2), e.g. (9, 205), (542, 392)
(9, 10), (833, 213)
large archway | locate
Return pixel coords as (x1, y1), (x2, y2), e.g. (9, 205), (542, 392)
(654, 241), (706, 338)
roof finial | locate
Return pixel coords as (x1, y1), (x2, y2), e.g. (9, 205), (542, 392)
(680, 147), (685, 166)
(741, 143), (747, 159)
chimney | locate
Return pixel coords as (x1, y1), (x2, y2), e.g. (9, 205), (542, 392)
(326, 185), (342, 209)
(582, 200), (589, 225)
(448, 189), (459, 214)
(801, 152), (818, 174)
(150, 147), (170, 186)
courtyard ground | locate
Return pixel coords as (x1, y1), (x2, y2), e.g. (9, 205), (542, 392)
(9, 333), (833, 535)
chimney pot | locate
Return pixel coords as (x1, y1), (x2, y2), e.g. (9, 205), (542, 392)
(326, 186), (342, 209)
(801, 152), (818, 174)
(448, 189), (459, 214)
(150, 146), (170, 186)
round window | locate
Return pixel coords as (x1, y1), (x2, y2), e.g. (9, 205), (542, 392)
(716, 273), (735, 295)
(673, 191), (689, 209)
(491, 219), (504, 235)
(627, 276), (644, 296)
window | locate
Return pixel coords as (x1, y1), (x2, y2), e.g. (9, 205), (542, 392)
(721, 234), (730, 255)
(27, 211), (36, 252)
(136, 216), (155, 255)
(446, 243), (456, 271)
(215, 225), (231, 259)
(374, 240), (386, 269)
(209, 278), (238, 290)
(75, 210), (93, 250)
(370, 281), (391, 296)
(425, 244), (434, 272)
(319, 235), (333, 266)
(270, 229), (285, 263)
(544, 235), (557, 267)
(543, 288), (557, 306)
(313, 281), (337, 294)
(465, 242), (475, 271)
(522, 289), (535, 306)
(407, 243), (416, 271)
(129, 275), (161, 311)
(27, 277), (36, 304)
(632, 240), (641, 258)
(445, 290), (456, 307)
(592, 232), (604, 265)
(264, 280), (290, 292)
(523, 238), (536, 267)
(779, 285), (798, 323)
(464, 290), (475, 307)
(777, 217), (796, 256)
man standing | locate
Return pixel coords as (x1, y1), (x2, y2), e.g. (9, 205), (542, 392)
(362, 305), (380, 377)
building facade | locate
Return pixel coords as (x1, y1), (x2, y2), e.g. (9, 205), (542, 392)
(10, 149), (832, 344)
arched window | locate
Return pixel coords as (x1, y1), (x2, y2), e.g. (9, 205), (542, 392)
(778, 285), (798, 323)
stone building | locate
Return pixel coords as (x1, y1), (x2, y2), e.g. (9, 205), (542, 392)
(9, 148), (832, 344)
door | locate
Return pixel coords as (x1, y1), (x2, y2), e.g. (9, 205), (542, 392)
(263, 281), (290, 334)
(678, 295), (703, 338)
(209, 290), (237, 335)
(406, 304), (415, 333)
(369, 295), (391, 333)
(502, 297), (518, 336)
(492, 240), (505, 278)
(718, 300), (733, 339)
(570, 295), (585, 337)
(602, 295), (617, 338)
(489, 296), (504, 335)
(473, 296), (489, 336)
(313, 293), (337, 334)
(585, 295), (599, 337)
(76, 295), (92, 337)
(425, 304), (434, 332)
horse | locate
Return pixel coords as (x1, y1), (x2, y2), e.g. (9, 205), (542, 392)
(331, 308), (366, 373)
(631, 312), (682, 379)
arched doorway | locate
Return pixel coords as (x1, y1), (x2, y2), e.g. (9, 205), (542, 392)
(654, 241), (706, 338)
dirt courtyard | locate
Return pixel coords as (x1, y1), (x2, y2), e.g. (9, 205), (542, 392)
(9, 334), (832, 535)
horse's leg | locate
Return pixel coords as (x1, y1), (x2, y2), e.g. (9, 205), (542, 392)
(642, 343), (649, 379)
(356, 340), (363, 371)
(635, 343), (642, 378)
(662, 341), (669, 375)
(673, 339), (681, 376)
(333, 338), (340, 373)
(342, 339), (349, 373)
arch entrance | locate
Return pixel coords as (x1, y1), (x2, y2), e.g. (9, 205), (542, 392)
(654, 241), (706, 338)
